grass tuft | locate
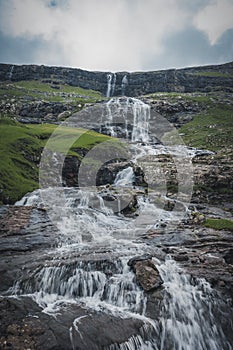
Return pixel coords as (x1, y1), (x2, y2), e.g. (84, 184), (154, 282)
(204, 218), (233, 231)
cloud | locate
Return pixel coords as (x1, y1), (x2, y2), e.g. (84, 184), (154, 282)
(193, 0), (233, 45)
(0, 0), (232, 71)
(0, 32), (44, 64)
(146, 26), (233, 70)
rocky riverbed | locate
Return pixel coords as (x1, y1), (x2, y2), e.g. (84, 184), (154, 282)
(0, 190), (233, 349)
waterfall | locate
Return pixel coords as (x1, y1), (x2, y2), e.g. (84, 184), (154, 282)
(105, 97), (150, 142)
(114, 167), (135, 187)
(112, 73), (116, 96)
(9, 65), (14, 80)
(106, 73), (117, 97)
(13, 258), (147, 316)
(131, 99), (150, 142)
(11, 251), (231, 349)
(156, 258), (231, 350)
(107, 74), (112, 98)
(7, 95), (233, 349)
(121, 75), (128, 96)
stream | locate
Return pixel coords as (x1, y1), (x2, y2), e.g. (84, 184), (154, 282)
(5, 97), (232, 349)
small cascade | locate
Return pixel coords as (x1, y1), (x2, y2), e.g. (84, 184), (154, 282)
(13, 258), (146, 316)
(114, 167), (135, 187)
(156, 258), (231, 350)
(11, 251), (231, 349)
(106, 73), (117, 97)
(15, 187), (139, 245)
(131, 99), (150, 143)
(104, 97), (150, 142)
(9, 65), (14, 80)
(121, 74), (128, 96)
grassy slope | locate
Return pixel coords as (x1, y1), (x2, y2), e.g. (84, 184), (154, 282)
(192, 71), (233, 78)
(180, 104), (233, 151)
(0, 80), (103, 104)
(204, 218), (233, 231)
(147, 92), (233, 151)
(0, 118), (112, 204)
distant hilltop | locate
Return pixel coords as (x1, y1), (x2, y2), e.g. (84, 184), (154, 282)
(0, 61), (232, 96)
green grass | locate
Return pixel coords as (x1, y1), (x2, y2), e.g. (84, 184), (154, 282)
(146, 91), (233, 151)
(204, 218), (233, 231)
(0, 80), (103, 104)
(15, 80), (102, 97)
(0, 118), (113, 204)
(192, 71), (233, 78)
(180, 105), (233, 151)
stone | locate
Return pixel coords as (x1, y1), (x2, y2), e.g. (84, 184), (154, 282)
(0, 296), (146, 350)
(128, 257), (163, 292)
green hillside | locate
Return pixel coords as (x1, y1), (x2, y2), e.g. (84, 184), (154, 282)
(0, 118), (111, 204)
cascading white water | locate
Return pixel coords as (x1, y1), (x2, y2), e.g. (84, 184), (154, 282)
(107, 74), (113, 98)
(10, 97), (232, 349)
(107, 73), (117, 97)
(131, 99), (150, 143)
(12, 250), (231, 349)
(9, 65), (14, 80)
(156, 258), (231, 350)
(105, 97), (150, 142)
(114, 167), (135, 187)
(121, 75), (128, 96)
(13, 258), (147, 316)
(112, 73), (116, 96)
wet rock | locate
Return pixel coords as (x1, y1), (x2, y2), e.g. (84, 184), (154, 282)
(96, 161), (132, 186)
(0, 206), (58, 292)
(128, 257), (163, 292)
(0, 206), (32, 235)
(0, 296), (145, 350)
(173, 253), (189, 262)
(224, 249), (233, 265)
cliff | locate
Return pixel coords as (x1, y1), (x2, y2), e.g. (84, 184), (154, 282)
(0, 61), (233, 96)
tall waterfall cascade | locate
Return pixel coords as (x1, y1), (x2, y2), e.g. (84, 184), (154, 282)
(9, 97), (233, 349)
(9, 65), (14, 80)
(121, 74), (128, 95)
(106, 73), (117, 97)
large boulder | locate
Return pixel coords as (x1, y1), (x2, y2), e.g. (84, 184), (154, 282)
(128, 256), (163, 292)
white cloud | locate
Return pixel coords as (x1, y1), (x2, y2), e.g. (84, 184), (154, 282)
(0, 0), (232, 71)
(193, 0), (233, 45)
(0, 0), (192, 71)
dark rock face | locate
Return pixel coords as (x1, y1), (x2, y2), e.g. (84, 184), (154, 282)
(1, 61), (232, 97)
(192, 151), (233, 204)
(18, 101), (76, 123)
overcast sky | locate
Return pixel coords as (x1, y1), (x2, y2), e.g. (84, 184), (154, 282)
(0, 0), (233, 72)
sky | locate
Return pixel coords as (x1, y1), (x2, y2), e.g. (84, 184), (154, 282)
(0, 0), (233, 72)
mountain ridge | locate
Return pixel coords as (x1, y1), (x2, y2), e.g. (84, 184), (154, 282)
(0, 61), (232, 96)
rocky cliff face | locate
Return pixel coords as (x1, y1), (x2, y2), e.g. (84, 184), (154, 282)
(0, 61), (233, 96)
